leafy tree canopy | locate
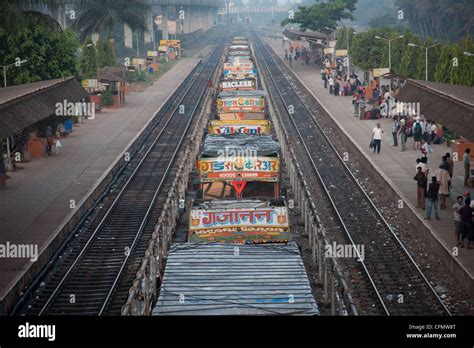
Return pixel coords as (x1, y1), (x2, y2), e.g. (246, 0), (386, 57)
(0, 22), (79, 86)
(73, 0), (150, 42)
(281, 0), (357, 32)
(0, 0), (61, 33)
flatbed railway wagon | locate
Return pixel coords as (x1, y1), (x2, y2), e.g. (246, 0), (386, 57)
(152, 199), (320, 316)
(197, 134), (281, 200)
(151, 242), (320, 315)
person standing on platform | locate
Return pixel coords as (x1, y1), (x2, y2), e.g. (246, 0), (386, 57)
(459, 198), (473, 248)
(464, 148), (471, 186)
(435, 165), (451, 209)
(334, 78), (340, 97)
(45, 125), (54, 156)
(426, 176), (440, 220)
(284, 49), (289, 61)
(371, 123), (384, 154)
(413, 118), (423, 150)
(453, 196), (464, 247)
(446, 153), (454, 178)
(359, 96), (366, 120)
(391, 118), (399, 146)
(420, 139), (429, 164)
(289, 54), (293, 67)
(352, 92), (360, 117)
(398, 119), (407, 151)
(414, 167), (426, 209)
(328, 76), (334, 95)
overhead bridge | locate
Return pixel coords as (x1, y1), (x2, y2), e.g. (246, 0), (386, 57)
(227, 5), (292, 14)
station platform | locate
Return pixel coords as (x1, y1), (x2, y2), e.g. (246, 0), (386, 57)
(266, 38), (474, 291)
(0, 58), (201, 312)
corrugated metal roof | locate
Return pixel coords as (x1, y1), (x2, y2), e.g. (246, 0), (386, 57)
(152, 243), (319, 316)
(409, 79), (474, 106)
(398, 79), (474, 140)
(0, 77), (88, 140)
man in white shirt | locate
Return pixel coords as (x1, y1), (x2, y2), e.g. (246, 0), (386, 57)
(328, 77), (334, 95)
(421, 139), (429, 163)
(372, 123), (384, 154)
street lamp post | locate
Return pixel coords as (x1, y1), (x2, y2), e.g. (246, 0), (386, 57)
(408, 43), (440, 81)
(346, 27), (357, 78)
(375, 34), (404, 116)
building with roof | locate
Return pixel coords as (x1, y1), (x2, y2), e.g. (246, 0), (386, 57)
(397, 79), (474, 141)
(0, 77), (88, 188)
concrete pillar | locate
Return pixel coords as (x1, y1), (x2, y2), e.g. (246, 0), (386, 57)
(162, 6), (169, 41)
(56, 5), (67, 29)
(92, 33), (100, 45)
(186, 6), (192, 34)
(124, 24), (133, 48)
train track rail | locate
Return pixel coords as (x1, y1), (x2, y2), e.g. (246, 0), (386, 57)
(253, 34), (451, 316)
(14, 41), (226, 316)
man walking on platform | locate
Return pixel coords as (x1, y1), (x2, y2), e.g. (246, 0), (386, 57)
(371, 123), (384, 154)
(464, 148), (471, 186)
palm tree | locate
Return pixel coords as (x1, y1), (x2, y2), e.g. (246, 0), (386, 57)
(0, 0), (62, 33)
(73, 0), (150, 42)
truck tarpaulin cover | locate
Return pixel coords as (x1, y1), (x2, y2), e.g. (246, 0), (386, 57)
(199, 134), (280, 158)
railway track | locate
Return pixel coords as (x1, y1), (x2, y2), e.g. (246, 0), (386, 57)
(252, 34), (451, 316)
(14, 41), (226, 316)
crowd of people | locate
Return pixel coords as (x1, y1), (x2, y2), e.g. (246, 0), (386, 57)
(284, 49), (474, 249)
(284, 46), (313, 67)
(412, 148), (473, 247)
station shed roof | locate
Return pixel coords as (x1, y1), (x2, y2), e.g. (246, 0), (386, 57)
(0, 77), (88, 141)
(98, 66), (127, 82)
(283, 29), (329, 47)
(397, 79), (474, 140)
(200, 134), (280, 158)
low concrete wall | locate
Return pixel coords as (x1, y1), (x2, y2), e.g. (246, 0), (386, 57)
(0, 60), (201, 315)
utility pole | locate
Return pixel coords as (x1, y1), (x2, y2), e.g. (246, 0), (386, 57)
(408, 43), (440, 81)
(375, 34), (404, 116)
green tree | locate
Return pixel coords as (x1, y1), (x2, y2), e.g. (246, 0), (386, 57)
(73, 0), (150, 42)
(0, 24), (79, 86)
(97, 37), (116, 68)
(0, 0), (62, 33)
(281, 0), (357, 32)
(79, 38), (98, 79)
(350, 28), (400, 71)
(394, 0), (474, 42)
(434, 44), (453, 83)
(447, 43), (463, 84)
(398, 33), (422, 78)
